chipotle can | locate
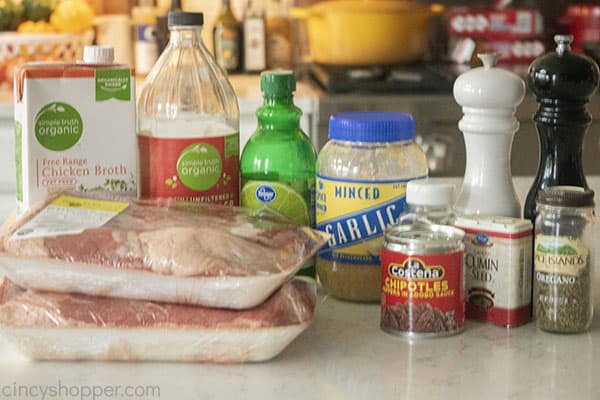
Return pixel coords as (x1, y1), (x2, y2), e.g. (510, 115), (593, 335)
(381, 224), (466, 338)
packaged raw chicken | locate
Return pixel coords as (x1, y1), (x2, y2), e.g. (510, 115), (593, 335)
(0, 192), (328, 309)
(0, 278), (315, 362)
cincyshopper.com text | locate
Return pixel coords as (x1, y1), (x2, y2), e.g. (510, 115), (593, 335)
(1, 381), (161, 400)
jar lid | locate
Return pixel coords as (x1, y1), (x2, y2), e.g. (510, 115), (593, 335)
(261, 70), (296, 96)
(82, 46), (114, 64)
(528, 35), (599, 103)
(453, 53), (525, 110)
(328, 112), (415, 142)
(537, 186), (595, 208)
(168, 11), (204, 27)
(406, 179), (455, 207)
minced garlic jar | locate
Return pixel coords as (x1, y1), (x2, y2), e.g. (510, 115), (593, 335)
(315, 112), (428, 302)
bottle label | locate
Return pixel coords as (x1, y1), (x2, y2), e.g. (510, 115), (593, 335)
(240, 180), (314, 226)
(534, 234), (591, 329)
(243, 17), (266, 71)
(138, 133), (239, 205)
(381, 249), (465, 335)
(215, 26), (240, 70)
(266, 31), (292, 69)
(534, 235), (589, 276)
(316, 176), (418, 266)
(11, 195), (129, 240)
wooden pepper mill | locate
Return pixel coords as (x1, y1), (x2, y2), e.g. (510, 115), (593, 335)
(524, 35), (600, 222)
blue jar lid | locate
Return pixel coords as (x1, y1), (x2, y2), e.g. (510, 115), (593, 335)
(328, 112), (415, 142)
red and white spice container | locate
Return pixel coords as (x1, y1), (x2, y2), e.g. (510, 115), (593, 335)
(455, 216), (533, 327)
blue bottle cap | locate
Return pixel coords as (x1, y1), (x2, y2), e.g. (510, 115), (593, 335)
(328, 112), (415, 142)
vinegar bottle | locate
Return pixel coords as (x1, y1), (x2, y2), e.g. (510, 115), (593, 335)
(137, 11), (240, 205)
(524, 35), (600, 222)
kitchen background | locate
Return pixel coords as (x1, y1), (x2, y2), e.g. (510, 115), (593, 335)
(0, 0), (599, 188)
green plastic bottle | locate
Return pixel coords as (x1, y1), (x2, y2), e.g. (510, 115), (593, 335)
(240, 70), (317, 277)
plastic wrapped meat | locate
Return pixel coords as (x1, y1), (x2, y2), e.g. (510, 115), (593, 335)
(0, 278), (316, 362)
(0, 192), (328, 308)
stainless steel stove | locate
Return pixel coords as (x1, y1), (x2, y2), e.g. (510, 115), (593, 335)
(309, 63), (455, 94)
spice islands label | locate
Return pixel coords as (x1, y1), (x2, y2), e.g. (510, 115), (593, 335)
(138, 134), (239, 206)
(534, 234), (591, 331)
(381, 249), (464, 335)
(315, 176), (414, 266)
(535, 235), (589, 277)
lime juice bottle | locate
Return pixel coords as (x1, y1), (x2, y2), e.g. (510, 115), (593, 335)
(240, 70), (317, 277)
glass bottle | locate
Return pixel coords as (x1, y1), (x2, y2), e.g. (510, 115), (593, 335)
(138, 11), (240, 205)
(132, 0), (159, 77)
(524, 35), (600, 222)
(534, 186), (595, 333)
(240, 70), (317, 276)
(398, 179), (455, 225)
(265, 0), (293, 69)
(243, 0), (267, 72)
(213, 0), (242, 73)
(155, 0), (182, 55)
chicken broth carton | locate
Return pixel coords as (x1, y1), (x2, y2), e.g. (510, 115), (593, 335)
(14, 47), (136, 214)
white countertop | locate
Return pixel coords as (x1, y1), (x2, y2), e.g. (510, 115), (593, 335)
(0, 177), (599, 400)
(0, 295), (597, 400)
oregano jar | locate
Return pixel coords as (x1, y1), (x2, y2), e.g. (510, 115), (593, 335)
(534, 186), (595, 333)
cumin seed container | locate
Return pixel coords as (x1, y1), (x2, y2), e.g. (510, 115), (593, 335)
(315, 112), (428, 302)
(381, 224), (466, 337)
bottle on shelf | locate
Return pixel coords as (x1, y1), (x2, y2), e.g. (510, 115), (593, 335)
(137, 11), (240, 206)
(155, 0), (182, 56)
(213, 0), (242, 73)
(240, 70), (317, 277)
(132, 0), (159, 77)
(243, 0), (267, 73)
(523, 35), (600, 223)
(265, 0), (293, 69)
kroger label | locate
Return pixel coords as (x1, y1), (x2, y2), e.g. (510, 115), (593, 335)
(256, 184), (277, 203)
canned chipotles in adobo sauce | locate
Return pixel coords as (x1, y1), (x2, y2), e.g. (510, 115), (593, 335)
(381, 224), (465, 337)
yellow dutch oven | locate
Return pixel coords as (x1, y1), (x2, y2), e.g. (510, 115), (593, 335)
(291, 0), (443, 66)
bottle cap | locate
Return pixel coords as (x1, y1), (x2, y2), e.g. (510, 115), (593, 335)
(537, 186), (595, 208)
(528, 35), (599, 104)
(168, 11), (204, 27)
(328, 112), (415, 142)
(261, 70), (296, 96)
(82, 46), (114, 64)
(406, 179), (455, 207)
(453, 53), (525, 110)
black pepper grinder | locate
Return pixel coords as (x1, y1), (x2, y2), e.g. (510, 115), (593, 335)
(524, 35), (600, 222)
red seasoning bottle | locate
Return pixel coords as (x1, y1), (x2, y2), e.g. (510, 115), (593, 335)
(137, 11), (240, 205)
